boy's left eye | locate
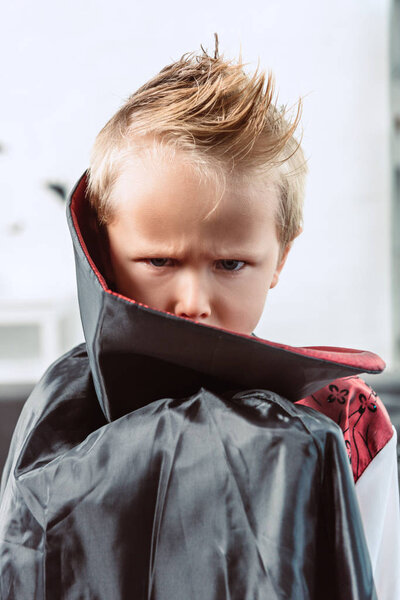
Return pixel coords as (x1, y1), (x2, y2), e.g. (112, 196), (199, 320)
(216, 260), (245, 272)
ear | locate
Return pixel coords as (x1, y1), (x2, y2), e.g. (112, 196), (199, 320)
(270, 225), (303, 289)
(270, 242), (292, 289)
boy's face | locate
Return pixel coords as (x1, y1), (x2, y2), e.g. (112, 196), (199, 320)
(104, 149), (291, 335)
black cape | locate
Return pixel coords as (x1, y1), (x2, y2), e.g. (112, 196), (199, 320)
(0, 172), (382, 599)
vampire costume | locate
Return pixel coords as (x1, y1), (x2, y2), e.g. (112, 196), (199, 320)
(1, 171), (396, 599)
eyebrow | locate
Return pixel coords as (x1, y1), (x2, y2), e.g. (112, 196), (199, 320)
(128, 244), (264, 261)
(125, 234), (267, 260)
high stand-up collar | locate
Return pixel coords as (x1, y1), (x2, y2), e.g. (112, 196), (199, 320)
(67, 171), (385, 421)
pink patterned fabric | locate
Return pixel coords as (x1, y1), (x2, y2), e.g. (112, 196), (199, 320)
(296, 376), (394, 483)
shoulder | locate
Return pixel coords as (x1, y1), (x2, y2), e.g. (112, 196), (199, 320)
(37, 342), (90, 390)
(12, 342), (90, 425)
(14, 342), (92, 429)
(1, 343), (100, 487)
(295, 376), (394, 482)
(25, 342), (91, 406)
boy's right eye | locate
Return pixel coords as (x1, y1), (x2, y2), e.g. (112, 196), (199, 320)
(148, 258), (173, 267)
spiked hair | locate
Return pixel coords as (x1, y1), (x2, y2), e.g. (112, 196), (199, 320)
(87, 34), (308, 249)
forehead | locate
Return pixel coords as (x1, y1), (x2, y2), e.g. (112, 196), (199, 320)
(108, 145), (280, 250)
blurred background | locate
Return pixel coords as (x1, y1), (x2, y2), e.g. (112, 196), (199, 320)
(1, 0), (399, 477)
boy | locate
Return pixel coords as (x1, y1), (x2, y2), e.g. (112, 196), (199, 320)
(1, 36), (399, 598)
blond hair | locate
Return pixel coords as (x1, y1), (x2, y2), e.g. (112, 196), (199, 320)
(87, 34), (308, 249)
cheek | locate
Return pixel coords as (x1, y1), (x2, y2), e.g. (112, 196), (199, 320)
(110, 259), (172, 309)
(215, 272), (270, 334)
(109, 261), (145, 300)
(106, 242), (139, 298)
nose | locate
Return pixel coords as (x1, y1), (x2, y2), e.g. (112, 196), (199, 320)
(174, 270), (211, 321)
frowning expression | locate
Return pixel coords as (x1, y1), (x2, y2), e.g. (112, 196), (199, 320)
(104, 149), (291, 335)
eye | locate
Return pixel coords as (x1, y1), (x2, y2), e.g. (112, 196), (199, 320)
(148, 258), (174, 267)
(216, 259), (245, 272)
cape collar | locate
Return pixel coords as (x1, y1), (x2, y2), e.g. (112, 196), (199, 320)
(67, 171), (385, 421)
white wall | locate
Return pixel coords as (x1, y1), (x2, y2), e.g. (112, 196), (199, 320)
(0, 0), (393, 374)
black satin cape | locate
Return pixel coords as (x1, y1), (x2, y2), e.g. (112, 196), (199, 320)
(0, 171), (382, 599)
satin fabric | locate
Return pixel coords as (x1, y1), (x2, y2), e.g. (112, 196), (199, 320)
(0, 172), (378, 599)
(0, 348), (376, 599)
